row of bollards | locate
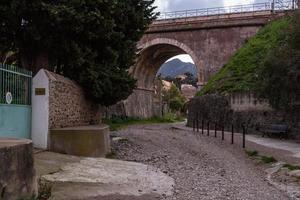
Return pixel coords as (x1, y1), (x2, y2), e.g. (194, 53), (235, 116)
(193, 119), (246, 149)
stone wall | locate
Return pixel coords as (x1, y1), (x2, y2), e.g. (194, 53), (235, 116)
(45, 70), (101, 129)
(0, 139), (37, 200)
(229, 92), (271, 111)
(186, 93), (300, 139)
(123, 89), (157, 118)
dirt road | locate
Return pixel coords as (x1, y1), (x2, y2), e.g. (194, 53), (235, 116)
(112, 124), (290, 200)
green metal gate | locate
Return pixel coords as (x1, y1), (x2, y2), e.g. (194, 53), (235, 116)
(0, 64), (32, 139)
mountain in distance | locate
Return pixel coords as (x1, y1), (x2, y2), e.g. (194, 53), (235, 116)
(157, 58), (197, 78)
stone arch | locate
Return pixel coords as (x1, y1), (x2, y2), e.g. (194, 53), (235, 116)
(132, 38), (203, 90)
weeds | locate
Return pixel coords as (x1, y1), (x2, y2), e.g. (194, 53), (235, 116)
(245, 150), (277, 164)
(104, 113), (184, 131)
(261, 156), (277, 164)
(283, 164), (300, 171)
(245, 150), (258, 157)
(106, 152), (118, 159)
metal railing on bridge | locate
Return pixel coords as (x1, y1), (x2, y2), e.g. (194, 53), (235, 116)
(157, 0), (298, 20)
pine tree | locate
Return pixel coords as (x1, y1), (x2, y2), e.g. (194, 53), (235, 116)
(0, 0), (157, 106)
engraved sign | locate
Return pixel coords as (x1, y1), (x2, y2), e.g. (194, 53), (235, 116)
(35, 88), (46, 96)
(6, 92), (12, 104)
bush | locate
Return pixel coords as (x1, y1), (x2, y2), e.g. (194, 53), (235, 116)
(246, 150), (259, 157)
(257, 11), (300, 114)
(283, 164), (300, 171)
(163, 84), (186, 112)
(261, 156), (277, 164)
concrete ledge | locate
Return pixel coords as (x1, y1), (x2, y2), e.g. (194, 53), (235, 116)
(35, 152), (174, 200)
(0, 139), (37, 200)
(50, 125), (111, 157)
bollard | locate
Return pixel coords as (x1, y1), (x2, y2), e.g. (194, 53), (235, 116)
(222, 125), (224, 141)
(202, 120), (204, 135)
(196, 114), (199, 133)
(231, 124), (234, 144)
(242, 125), (246, 148)
(207, 121), (210, 136)
(215, 123), (217, 138)
(193, 119), (195, 132)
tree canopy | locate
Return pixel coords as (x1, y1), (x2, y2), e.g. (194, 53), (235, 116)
(258, 11), (300, 112)
(162, 84), (186, 112)
(0, 0), (156, 106)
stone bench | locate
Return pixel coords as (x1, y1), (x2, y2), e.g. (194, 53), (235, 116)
(0, 139), (37, 200)
(50, 125), (111, 157)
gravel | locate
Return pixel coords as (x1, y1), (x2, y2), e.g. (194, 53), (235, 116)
(111, 124), (291, 200)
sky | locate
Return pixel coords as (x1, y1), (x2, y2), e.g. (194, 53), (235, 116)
(153, 0), (270, 12)
(166, 55), (194, 64)
(155, 0), (271, 63)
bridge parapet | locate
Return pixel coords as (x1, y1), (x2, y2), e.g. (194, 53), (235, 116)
(147, 11), (285, 33)
(156, 1), (297, 21)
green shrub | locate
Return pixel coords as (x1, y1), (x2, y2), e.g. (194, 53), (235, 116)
(261, 156), (277, 164)
(246, 150), (258, 157)
(164, 84), (186, 112)
(283, 164), (300, 171)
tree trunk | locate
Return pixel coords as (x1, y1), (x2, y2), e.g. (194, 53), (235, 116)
(21, 52), (49, 75)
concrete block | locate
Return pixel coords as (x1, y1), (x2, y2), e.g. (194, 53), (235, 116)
(0, 139), (37, 200)
(50, 125), (111, 157)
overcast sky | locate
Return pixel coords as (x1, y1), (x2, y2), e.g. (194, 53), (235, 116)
(153, 0), (270, 12)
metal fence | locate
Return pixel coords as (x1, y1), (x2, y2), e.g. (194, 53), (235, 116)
(0, 64), (32, 105)
(157, 1), (298, 20)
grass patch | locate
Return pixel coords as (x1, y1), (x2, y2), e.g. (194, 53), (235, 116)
(245, 150), (259, 157)
(104, 113), (185, 131)
(261, 156), (277, 164)
(283, 164), (300, 171)
(197, 17), (289, 95)
(245, 150), (278, 164)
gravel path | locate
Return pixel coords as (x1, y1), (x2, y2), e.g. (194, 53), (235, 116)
(112, 124), (290, 200)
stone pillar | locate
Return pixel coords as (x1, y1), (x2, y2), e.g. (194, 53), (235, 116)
(32, 69), (102, 149)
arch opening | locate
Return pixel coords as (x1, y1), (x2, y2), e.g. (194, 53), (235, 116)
(133, 41), (200, 91)
(125, 40), (200, 118)
(156, 54), (198, 101)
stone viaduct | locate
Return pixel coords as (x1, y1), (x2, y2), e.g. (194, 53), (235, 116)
(114, 10), (287, 118)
